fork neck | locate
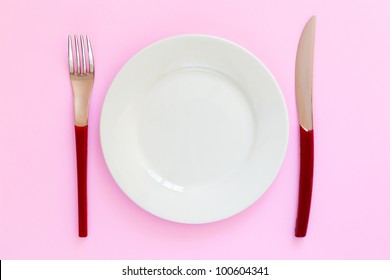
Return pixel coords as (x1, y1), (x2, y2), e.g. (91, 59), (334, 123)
(71, 74), (94, 127)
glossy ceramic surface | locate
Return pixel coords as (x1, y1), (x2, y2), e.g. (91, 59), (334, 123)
(100, 35), (288, 223)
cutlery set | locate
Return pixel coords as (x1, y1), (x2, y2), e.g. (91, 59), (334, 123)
(68, 16), (316, 238)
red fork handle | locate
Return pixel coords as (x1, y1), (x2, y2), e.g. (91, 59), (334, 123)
(75, 125), (88, 237)
(295, 125), (314, 237)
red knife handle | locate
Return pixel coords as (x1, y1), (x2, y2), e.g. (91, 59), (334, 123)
(295, 125), (314, 237)
(75, 125), (88, 237)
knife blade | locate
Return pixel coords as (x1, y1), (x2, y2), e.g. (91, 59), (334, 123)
(295, 16), (316, 237)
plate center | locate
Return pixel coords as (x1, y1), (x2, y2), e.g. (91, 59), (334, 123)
(137, 67), (255, 189)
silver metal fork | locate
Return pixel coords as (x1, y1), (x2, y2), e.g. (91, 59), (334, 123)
(68, 35), (94, 237)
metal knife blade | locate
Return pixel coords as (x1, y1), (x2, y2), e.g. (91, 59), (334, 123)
(295, 16), (316, 131)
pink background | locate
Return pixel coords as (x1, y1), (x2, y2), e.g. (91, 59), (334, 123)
(1, 0), (390, 259)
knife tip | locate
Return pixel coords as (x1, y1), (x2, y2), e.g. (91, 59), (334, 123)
(302, 15), (316, 33)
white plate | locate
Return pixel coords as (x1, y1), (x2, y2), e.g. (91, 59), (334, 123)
(100, 35), (288, 223)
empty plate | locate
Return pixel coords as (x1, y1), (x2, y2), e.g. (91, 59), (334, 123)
(100, 35), (288, 223)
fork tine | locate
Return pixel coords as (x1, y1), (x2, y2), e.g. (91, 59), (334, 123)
(80, 36), (87, 74)
(74, 35), (80, 74)
(86, 36), (94, 74)
(68, 35), (74, 74)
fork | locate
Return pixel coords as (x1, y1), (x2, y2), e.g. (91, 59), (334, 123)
(68, 35), (94, 237)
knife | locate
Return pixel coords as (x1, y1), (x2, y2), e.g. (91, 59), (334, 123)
(295, 16), (316, 237)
